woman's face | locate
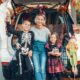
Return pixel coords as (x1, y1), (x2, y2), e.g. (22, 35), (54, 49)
(22, 20), (31, 32)
(50, 34), (57, 44)
(35, 15), (45, 26)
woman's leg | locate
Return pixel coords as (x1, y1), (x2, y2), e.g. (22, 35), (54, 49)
(40, 52), (46, 80)
(32, 51), (42, 80)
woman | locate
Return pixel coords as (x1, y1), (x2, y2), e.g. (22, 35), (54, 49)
(31, 13), (50, 80)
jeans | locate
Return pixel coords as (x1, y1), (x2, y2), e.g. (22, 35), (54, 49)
(32, 41), (46, 80)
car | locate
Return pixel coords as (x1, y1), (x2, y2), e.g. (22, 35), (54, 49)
(1, 0), (77, 80)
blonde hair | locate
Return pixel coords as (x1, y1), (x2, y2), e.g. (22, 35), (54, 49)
(51, 32), (57, 36)
(34, 14), (46, 25)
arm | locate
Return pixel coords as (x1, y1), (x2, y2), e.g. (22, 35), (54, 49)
(28, 31), (34, 57)
(29, 31), (34, 51)
(6, 22), (21, 36)
(45, 43), (52, 56)
(66, 50), (71, 59)
(50, 52), (62, 56)
(45, 43), (59, 56)
(50, 46), (62, 56)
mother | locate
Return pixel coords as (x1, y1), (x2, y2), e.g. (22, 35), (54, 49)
(31, 13), (50, 80)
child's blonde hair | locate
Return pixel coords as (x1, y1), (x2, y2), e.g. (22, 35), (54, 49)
(73, 24), (80, 33)
(51, 32), (57, 37)
(50, 32), (58, 44)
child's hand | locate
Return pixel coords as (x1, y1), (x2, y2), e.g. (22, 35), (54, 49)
(21, 47), (26, 53)
(52, 52), (61, 56)
(48, 52), (52, 56)
(16, 43), (21, 49)
(28, 50), (32, 57)
(55, 52), (62, 56)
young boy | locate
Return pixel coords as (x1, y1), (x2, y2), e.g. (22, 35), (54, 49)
(6, 16), (34, 80)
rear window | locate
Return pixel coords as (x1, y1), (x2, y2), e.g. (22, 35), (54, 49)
(13, 0), (67, 5)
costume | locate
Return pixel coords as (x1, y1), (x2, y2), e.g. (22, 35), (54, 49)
(75, 34), (80, 63)
(6, 22), (34, 80)
(66, 37), (78, 74)
(46, 43), (64, 73)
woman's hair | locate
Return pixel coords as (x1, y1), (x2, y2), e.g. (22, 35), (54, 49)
(34, 14), (46, 25)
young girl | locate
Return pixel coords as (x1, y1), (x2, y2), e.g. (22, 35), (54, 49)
(6, 16), (34, 80)
(45, 32), (64, 80)
(73, 24), (80, 65)
(66, 36), (78, 74)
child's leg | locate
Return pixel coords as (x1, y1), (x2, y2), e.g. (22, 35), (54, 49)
(72, 66), (78, 75)
(1, 62), (12, 80)
(55, 72), (62, 80)
(25, 56), (33, 71)
(22, 69), (34, 80)
(21, 55), (34, 80)
(25, 56), (34, 80)
(47, 73), (55, 80)
(27, 69), (34, 80)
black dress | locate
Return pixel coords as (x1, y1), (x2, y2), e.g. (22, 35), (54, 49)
(46, 43), (64, 74)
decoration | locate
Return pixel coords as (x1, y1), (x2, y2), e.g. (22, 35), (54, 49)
(76, 1), (80, 11)
(70, 0), (80, 11)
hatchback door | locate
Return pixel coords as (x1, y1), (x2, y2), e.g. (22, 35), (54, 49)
(12, 0), (68, 5)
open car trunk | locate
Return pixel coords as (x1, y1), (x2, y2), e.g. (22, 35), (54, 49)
(11, 0), (73, 46)
(11, 0), (73, 38)
(11, 0), (69, 15)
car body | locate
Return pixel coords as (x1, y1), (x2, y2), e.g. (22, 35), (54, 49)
(1, 0), (77, 80)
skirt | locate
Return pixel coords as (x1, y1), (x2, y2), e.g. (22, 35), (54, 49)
(47, 56), (64, 74)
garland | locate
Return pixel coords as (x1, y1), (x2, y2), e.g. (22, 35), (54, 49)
(70, 0), (80, 11)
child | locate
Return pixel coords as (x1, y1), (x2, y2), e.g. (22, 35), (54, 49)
(45, 32), (64, 80)
(66, 36), (78, 75)
(73, 24), (80, 65)
(6, 16), (34, 80)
